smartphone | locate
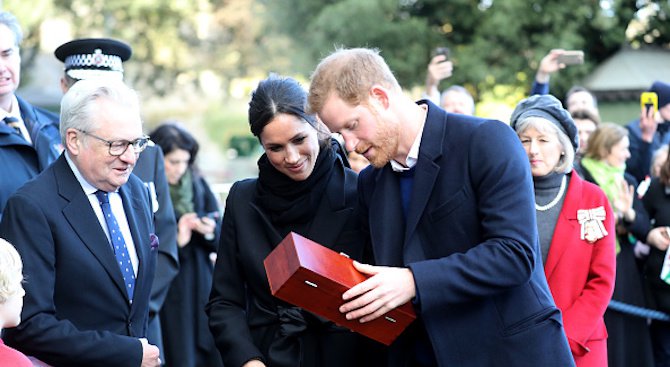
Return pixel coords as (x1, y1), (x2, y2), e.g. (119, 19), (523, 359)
(557, 50), (584, 65)
(641, 91), (659, 115)
(432, 47), (450, 61)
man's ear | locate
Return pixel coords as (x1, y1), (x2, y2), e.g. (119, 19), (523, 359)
(60, 77), (70, 94)
(65, 128), (80, 155)
(369, 85), (390, 109)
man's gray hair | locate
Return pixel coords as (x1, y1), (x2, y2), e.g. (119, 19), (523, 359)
(59, 78), (140, 145)
(0, 12), (23, 47)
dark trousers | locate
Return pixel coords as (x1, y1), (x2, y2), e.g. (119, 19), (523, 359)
(652, 321), (670, 367)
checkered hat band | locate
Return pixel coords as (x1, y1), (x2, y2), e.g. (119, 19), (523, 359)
(64, 53), (124, 72)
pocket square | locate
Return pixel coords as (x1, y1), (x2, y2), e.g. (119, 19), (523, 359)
(149, 233), (159, 250)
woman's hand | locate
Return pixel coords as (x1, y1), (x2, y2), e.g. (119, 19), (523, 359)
(613, 178), (635, 222)
(647, 227), (670, 251)
(177, 212), (199, 247)
(193, 215), (216, 238)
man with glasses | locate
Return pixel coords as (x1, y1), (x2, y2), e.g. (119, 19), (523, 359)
(0, 78), (161, 367)
(0, 11), (62, 220)
(55, 37), (179, 363)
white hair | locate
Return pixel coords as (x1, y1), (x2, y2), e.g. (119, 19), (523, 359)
(59, 78), (140, 145)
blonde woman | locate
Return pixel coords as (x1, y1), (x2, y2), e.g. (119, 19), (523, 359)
(0, 238), (30, 366)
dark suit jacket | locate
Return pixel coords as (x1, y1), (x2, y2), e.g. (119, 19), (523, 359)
(207, 159), (375, 367)
(0, 154), (157, 367)
(132, 145), (179, 352)
(358, 101), (575, 367)
(0, 96), (61, 219)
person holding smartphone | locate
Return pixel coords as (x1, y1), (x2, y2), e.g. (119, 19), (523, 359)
(529, 49), (598, 116)
(423, 47), (475, 115)
(625, 81), (670, 183)
(150, 122), (223, 367)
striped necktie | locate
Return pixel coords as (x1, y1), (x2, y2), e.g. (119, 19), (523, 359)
(3, 116), (23, 138)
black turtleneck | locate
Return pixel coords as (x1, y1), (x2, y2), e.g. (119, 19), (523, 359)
(533, 172), (569, 264)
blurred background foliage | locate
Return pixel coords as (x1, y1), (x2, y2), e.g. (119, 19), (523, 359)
(1, 0), (669, 178)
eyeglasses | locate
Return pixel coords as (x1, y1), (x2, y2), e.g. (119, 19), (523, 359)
(78, 129), (151, 156)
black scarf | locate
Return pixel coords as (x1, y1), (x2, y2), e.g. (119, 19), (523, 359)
(255, 139), (340, 229)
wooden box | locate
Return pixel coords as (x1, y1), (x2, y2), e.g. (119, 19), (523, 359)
(263, 232), (415, 345)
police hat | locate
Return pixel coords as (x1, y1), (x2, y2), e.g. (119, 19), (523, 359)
(54, 38), (132, 81)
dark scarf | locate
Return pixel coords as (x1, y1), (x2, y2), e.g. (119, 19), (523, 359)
(255, 139), (339, 228)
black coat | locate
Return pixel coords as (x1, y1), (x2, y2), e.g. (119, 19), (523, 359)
(160, 173), (222, 367)
(131, 145), (179, 353)
(206, 159), (382, 367)
(578, 164), (655, 367)
(641, 178), (670, 312)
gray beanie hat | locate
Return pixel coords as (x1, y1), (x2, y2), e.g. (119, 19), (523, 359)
(510, 94), (579, 151)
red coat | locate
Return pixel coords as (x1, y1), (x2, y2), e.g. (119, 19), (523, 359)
(544, 171), (616, 367)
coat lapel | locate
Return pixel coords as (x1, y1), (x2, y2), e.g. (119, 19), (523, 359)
(307, 164), (352, 247)
(544, 171), (582, 279)
(403, 102), (445, 261)
(250, 201), (284, 249)
(56, 156), (128, 300)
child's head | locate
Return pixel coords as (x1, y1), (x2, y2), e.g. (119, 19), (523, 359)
(0, 238), (25, 328)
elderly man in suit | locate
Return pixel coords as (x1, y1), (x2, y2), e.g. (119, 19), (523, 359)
(308, 48), (575, 367)
(0, 11), (61, 220)
(0, 78), (160, 366)
(54, 37), (179, 360)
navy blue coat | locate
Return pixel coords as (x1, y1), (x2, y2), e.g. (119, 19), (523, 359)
(0, 154), (157, 367)
(0, 96), (61, 219)
(358, 101), (575, 367)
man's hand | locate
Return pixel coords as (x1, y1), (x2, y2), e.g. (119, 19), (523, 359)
(140, 338), (161, 367)
(640, 102), (659, 142)
(339, 261), (416, 323)
(426, 55), (453, 89)
(536, 49), (566, 83)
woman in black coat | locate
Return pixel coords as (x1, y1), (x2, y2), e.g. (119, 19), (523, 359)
(641, 146), (670, 366)
(151, 123), (223, 367)
(576, 123), (654, 367)
(206, 76), (381, 367)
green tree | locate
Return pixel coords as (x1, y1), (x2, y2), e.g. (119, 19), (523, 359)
(266, 0), (668, 101)
(267, 0), (436, 87)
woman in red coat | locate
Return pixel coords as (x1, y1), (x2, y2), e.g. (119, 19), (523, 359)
(511, 95), (616, 367)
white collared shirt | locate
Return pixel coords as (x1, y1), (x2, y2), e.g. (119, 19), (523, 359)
(65, 152), (139, 275)
(391, 106), (426, 172)
(1, 96), (33, 144)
